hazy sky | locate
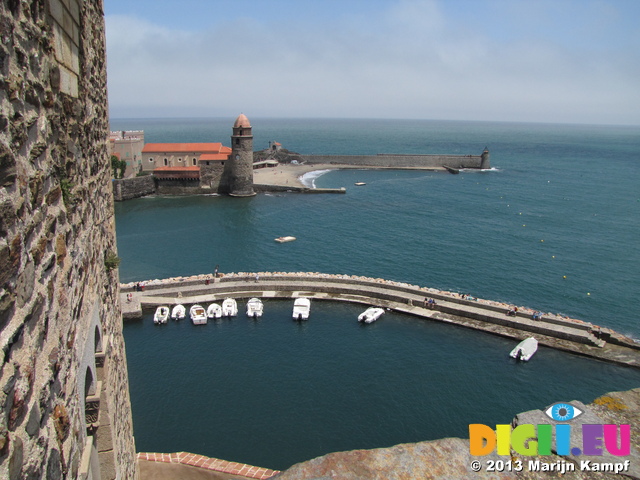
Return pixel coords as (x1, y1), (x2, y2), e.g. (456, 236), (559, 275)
(105, 0), (640, 125)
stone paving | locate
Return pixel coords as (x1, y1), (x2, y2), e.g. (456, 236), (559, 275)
(137, 452), (279, 479)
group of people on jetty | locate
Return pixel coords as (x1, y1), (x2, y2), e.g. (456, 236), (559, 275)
(423, 298), (437, 309)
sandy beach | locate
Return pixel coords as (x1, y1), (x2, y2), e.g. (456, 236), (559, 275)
(252, 163), (344, 188)
(252, 163), (445, 188)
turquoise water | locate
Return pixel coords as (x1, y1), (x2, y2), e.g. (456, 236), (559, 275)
(113, 118), (640, 470)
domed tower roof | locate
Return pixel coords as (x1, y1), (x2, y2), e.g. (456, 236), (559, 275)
(233, 114), (251, 128)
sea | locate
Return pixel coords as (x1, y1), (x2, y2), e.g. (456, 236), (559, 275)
(111, 117), (640, 471)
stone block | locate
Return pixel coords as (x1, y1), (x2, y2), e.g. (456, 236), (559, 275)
(96, 423), (114, 453)
(16, 260), (35, 308)
(25, 402), (40, 437)
(47, 0), (65, 28)
(8, 434), (23, 480)
(57, 64), (78, 98)
(52, 23), (79, 75)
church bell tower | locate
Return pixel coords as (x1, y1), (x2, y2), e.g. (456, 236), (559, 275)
(224, 114), (255, 197)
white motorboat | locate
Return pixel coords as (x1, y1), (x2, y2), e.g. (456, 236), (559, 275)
(189, 304), (208, 325)
(510, 337), (538, 361)
(246, 298), (264, 318)
(275, 236), (296, 243)
(153, 306), (169, 324)
(358, 307), (385, 324)
(354, 182), (366, 186)
(222, 298), (238, 317)
(171, 304), (186, 320)
(292, 298), (311, 321)
(207, 303), (222, 319)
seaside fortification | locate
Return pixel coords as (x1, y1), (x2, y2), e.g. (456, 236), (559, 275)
(5, 3), (635, 480)
(220, 114), (256, 197)
(301, 148), (490, 170)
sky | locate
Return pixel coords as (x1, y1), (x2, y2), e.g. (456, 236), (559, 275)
(105, 0), (640, 125)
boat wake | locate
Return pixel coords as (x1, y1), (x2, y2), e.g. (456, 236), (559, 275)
(459, 167), (501, 173)
(299, 169), (334, 188)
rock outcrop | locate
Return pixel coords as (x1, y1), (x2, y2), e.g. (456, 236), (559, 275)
(275, 388), (640, 479)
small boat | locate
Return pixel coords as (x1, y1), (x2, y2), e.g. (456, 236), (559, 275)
(207, 303), (222, 319)
(153, 306), (170, 324)
(189, 304), (208, 325)
(275, 236), (296, 243)
(354, 182), (366, 186)
(246, 298), (264, 318)
(510, 337), (538, 361)
(358, 307), (385, 324)
(222, 298), (238, 317)
(171, 304), (186, 320)
(292, 298), (311, 321)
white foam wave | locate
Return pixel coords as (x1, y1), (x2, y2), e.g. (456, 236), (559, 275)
(299, 169), (334, 188)
(459, 167), (501, 173)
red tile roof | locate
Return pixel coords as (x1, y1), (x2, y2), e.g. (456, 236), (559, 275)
(154, 166), (200, 171)
(200, 153), (230, 161)
(143, 143), (227, 153)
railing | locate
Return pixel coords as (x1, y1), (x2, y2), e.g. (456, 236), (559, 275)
(85, 380), (102, 434)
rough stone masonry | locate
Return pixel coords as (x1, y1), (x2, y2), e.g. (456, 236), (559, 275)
(0, 0), (138, 478)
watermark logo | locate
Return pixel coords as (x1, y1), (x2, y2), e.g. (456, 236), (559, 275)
(469, 401), (629, 457)
(467, 401), (632, 474)
(545, 402), (583, 422)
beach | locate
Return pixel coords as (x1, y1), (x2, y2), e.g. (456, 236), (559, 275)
(252, 163), (445, 188)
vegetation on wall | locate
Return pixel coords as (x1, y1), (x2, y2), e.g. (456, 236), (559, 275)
(104, 251), (121, 271)
(111, 155), (127, 179)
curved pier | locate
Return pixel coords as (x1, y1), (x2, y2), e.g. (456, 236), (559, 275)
(121, 272), (640, 368)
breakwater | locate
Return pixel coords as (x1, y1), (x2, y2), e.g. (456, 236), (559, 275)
(120, 272), (640, 368)
(301, 151), (490, 169)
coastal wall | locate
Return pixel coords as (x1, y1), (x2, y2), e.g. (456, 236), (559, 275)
(120, 272), (640, 367)
(302, 152), (490, 169)
(153, 177), (206, 195)
(199, 162), (225, 191)
(0, 1), (138, 479)
(112, 175), (156, 201)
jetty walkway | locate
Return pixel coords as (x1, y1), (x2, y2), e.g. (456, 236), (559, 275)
(120, 272), (640, 369)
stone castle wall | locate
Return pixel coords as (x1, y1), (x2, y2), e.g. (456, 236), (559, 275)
(113, 175), (156, 201)
(1, 1), (137, 478)
(199, 162), (225, 191)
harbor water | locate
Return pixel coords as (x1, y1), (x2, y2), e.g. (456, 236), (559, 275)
(113, 118), (640, 470)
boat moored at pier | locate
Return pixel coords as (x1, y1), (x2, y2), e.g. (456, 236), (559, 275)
(171, 304), (186, 320)
(207, 303), (222, 319)
(190, 304), (208, 325)
(246, 298), (264, 318)
(222, 298), (238, 317)
(153, 306), (170, 324)
(510, 337), (538, 361)
(358, 307), (385, 324)
(293, 298), (311, 321)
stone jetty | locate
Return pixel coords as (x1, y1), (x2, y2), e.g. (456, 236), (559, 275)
(121, 272), (640, 369)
